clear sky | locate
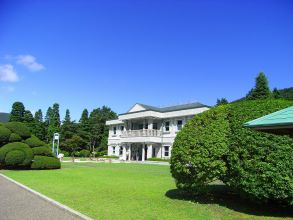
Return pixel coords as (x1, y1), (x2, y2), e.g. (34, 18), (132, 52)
(0, 0), (292, 120)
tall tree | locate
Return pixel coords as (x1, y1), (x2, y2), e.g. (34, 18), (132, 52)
(272, 88), (281, 99)
(52, 103), (61, 129)
(246, 72), (271, 100)
(33, 109), (46, 141)
(9, 102), (25, 122)
(77, 109), (90, 149)
(216, 98), (229, 106)
(60, 109), (76, 140)
(88, 106), (117, 153)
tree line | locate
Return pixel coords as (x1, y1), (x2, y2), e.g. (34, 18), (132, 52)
(9, 103), (117, 156)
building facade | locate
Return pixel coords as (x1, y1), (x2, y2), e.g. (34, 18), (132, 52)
(106, 102), (209, 161)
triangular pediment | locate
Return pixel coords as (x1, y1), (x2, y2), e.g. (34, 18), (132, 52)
(128, 103), (146, 113)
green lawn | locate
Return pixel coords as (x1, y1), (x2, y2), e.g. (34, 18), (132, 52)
(1, 163), (292, 220)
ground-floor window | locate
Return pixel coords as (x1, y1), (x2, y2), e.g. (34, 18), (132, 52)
(113, 146), (116, 154)
(119, 146), (123, 155)
(164, 146), (170, 157)
(152, 147), (156, 157)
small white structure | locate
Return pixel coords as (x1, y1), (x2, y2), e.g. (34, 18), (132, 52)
(106, 102), (209, 161)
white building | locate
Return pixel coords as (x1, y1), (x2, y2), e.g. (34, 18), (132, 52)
(106, 102), (209, 161)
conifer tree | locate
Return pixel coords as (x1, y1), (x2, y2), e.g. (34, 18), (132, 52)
(9, 102), (25, 122)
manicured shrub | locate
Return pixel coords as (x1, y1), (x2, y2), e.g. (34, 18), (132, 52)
(32, 146), (53, 157)
(147, 157), (170, 162)
(79, 149), (90, 157)
(24, 135), (46, 148)
(100, 155), (119, 159)
(225, 100), (293, 205)
(4, 122), (31, 139)
(31, 156), (61, 169)
(5, 150), (25, 166)
(171, 99), (293, 205)
(171, 106), (230, 193)
(9, 133), (22, 142)
(0, 142), (33, 168)
(0, 126), (12, 146)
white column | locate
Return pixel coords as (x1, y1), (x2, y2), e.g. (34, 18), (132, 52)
(128, 144), (131, 161)
(142, 144), (145, 161)
(122, 145), (126, 160)
(147, 144), (152, 159)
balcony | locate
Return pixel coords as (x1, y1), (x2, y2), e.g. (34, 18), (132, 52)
(121, 129), (162, 138)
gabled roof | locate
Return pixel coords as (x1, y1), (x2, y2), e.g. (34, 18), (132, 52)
(122, 102), (209, 115)
(0, 113), (10, 123)
(244, 106), (293, 128)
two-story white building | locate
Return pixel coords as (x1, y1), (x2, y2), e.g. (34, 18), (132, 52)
(106, 102), (209, 161)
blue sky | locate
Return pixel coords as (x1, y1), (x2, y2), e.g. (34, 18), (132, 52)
(0, 0), (292, 120)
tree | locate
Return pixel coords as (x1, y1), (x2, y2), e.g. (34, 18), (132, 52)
(63, 135), (84, 160)
(9, 102), (25, 122)
(77, 109), (90, 149)
(88, 106), (117, 153)
(23, 110), (34, 132)
(246, 72), (271, 100)
(33, 110), (46, 141)
(216, 98), (228, 106)
(60, 109), (76, 141)
(52, 103), (61, 129)
(272, 88), (281, 99)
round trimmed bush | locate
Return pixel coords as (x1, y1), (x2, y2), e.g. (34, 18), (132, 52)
(0, 126), (12, 146)
(9, 133), (22, 142)
(5, 150), (25, 166)
(79, 149), (90, 157)
(32, 146), (53, 157)
(171, 106), (230, 192)
(171, 99), (293, 205)
(4, 122), (31, 139)
(0, 142), (33, 168)
(31, 156), (61, 169)
(25, 135), (46, 148)
(225, 100), (293, 205)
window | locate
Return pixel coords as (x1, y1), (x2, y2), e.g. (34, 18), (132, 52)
(120, 126), (124, 131)
(119, 146), (123, 155)
(164, 146), (170, 157)
(153, 123), (158, 130)
(138, 124), (143, 130)
(177, 120), (183, 130)
(165, 121), (170, 132)
(113, 146), (116, 154)
(113, 126), (117, 135)
(144, 123), (148, 129)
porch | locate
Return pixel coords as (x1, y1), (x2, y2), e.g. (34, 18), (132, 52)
(116, 143), (170, 161)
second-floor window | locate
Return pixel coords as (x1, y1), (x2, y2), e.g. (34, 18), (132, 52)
(120, 126), (124, 131)
(165, 121), (170, 132)
(153, 123), (158, 130)
(177, 120), (183, 130)
(144, 123), (148, 129)
(113, 126), (117, 135)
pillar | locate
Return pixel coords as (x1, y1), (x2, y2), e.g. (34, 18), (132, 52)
(142, 144), (145, 162)
(147, 144), (152, 159)
(128, 144), (131, 161)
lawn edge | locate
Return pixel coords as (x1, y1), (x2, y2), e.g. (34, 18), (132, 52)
(0, 173), (93, 220)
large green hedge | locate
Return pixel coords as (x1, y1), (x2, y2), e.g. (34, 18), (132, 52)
(225, 100), (293, 205)
(4, 122), (31, 139)
(9, 133), (22, 142)
(31, 156), (61, 169)
(0, 142), (33, 168)
(25, 135), (46, 148)
(32, 146), (53, 157)
(171, 99), (293, 205)
(0, 126), (12, 146)
(171, 106), (230, 192)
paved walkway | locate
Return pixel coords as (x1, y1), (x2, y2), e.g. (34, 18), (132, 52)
(0, 175), (87, 220)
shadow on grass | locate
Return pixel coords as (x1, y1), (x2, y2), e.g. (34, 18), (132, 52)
(165, 185), (293, 218)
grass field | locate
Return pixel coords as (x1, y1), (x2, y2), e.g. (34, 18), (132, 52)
(1, 163), (292, 220)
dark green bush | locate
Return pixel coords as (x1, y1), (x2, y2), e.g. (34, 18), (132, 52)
(4, 122), (31, 139)
(5, 150), (25, 166)
(59, 150), (69, 157)
(171, 106), (230, 192)
(100, 155), (119, 159)
(0, 126), (12, 146)
(0, 142), (33, 168)
(31, 156), (61, 169)
(79, 149), (90, 157)
(32, 146), (53, 157)
(225, 100), (293, 205)
(9, 133), (22, 142)
(171, 99), (293, 205)
(25, 135), (46, 148)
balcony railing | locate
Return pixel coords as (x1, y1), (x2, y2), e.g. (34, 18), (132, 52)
(121, 129), (162, 138)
